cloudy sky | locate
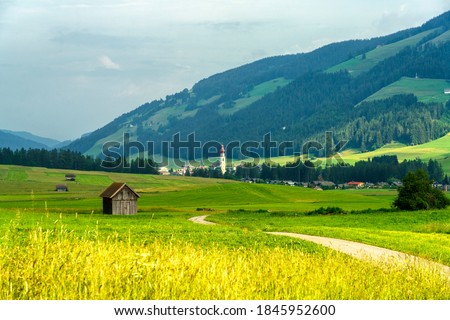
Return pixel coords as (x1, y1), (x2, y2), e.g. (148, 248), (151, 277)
(1, 0), (450, 141)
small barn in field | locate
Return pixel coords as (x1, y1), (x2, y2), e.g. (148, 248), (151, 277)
(65, 174), (76, 181)
(100, 182), (140, 215)
(56, 184), (68, 192)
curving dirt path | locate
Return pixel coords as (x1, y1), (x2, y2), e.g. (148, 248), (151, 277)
(267, 232), (450, 278)
(188, 215), (217, 226)
(189, 215), (450, 278)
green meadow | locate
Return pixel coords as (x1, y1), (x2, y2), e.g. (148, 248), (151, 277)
(361, 77), (450, 105)
(327, 29), (438, 76)
(340, 133), (450, 173)
(269, 133), (450, 174)
(0, 164), (449, 299)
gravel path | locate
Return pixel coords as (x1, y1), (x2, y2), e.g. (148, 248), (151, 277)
(267, 232), (450, 278)
(188, 215), (217, 225)
(189, 215), (450, 278)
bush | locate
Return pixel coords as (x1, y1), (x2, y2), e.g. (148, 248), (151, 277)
(305, 206), (347, 216)
(393, 169), (450, 211)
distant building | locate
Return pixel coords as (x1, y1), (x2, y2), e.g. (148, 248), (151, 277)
(346, 181), (365, 189)
(313, 181), (336, 189)
(100, 182), (140, 215)
(65, 174), (76, 181)
(55, 184), (68, 192)
(219, 144), (226, 175)
(158, 167), (170, 175)
(391, 181), (403, 188)
(211, 144), (227, 175)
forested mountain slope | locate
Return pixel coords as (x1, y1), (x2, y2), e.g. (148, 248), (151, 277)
(67, 11), (450, 158)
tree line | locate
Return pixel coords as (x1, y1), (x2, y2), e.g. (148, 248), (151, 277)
(0, 148), (158, 174)
(0, 147), (446, 185)
(190, 155), (446, 184)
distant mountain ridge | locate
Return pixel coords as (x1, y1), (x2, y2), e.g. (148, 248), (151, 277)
(0, 129), (72, 150)
(1, 129), (61, 148)
(0, 130), (49, 150)
(66, 10), (450, 158)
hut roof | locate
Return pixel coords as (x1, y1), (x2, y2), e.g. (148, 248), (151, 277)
(100, 182), (140, 199)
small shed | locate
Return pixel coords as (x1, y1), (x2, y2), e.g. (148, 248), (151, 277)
(100, 182), (140, 215)
(56, 184), (68, 192)
(65, 174), (76, 181)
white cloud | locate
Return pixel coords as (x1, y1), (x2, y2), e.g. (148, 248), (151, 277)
(2, 0), (450, 140)
(99, 55), (121, 70)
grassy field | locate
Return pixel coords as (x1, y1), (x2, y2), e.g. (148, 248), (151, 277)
(219, 77), (291, 116)
(0, 164), (449, 299)
(340, 133), (450, 173)
(210, 209), (450, 265)
(361, 77), (450, 105)
(327, 29), (437, 76)
(429, 29), (450, 44)
(269, 133), (450, 174)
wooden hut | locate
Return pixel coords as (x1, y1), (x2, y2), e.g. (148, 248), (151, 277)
(100, 182), (140, 215)
(56, 184), (68, 192)
(65, 174), (76, 181)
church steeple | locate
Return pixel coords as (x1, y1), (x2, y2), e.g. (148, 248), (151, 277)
(219, 144), (226, 175)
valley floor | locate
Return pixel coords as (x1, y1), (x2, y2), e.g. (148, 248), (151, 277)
(0, 164), (449, 299)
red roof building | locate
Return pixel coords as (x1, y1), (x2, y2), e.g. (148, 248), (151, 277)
(346, 181), (365, 188)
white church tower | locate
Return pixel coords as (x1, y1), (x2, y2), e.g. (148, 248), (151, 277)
(219, 144), (226, 175)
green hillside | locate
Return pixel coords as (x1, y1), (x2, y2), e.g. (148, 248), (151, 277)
(341, 133), (450, 173)
(362, 77), (450, 104)
(66, 11), (450, 163)
(326, 29), (438, 76)
(429, 29), (450, 44)
(219, 77), (292, 116)
(269, 133), (450, 174)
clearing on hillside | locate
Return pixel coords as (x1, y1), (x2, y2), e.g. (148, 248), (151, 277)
(361, 77), (450, 105)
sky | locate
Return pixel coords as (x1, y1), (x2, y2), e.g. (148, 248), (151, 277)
(1, 0), (450, 141)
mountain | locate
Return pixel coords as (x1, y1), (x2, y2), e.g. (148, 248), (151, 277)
(0, 131), (50, 150)
(67, 11), (450, 160)
(0, 129), (71, 150)
(1, 129), (61, 148)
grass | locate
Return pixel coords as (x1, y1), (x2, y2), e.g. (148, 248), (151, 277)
(1, 211), (449, 299)
(429, 29), (450, 44)
(0, 164), (449, 299)
(209, 209), (450, 266)
(339, 133), (450, 173)
(327, 29), (438, 76)
(219, 77), (291, 116)
(269, 133), (450, 174)
(361, 77), (450, 105)
(0, 164), (394, 211)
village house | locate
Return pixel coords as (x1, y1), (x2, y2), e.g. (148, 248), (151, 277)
(345, 181), (365, 189)
(313, 181), (336, 189)
(158, 167), (170, 175)
(100, 182), (140, 215)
